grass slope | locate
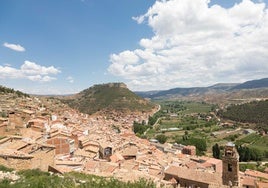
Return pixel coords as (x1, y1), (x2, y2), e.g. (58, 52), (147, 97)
(0, 167), (156, 188)
(62, 83), (154, 115)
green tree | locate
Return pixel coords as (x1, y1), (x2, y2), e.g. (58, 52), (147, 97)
(176, 137), (207, 155)
(212, 143), (221, 159)
(156, 134), (167, 144)
(133, 121), (151, 135)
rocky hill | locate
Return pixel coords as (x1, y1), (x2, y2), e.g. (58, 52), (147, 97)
(61, 83), (155, 115)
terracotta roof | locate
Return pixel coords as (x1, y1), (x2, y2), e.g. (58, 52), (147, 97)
(85, 160), (98, 171)
(245, 169), (268, 180)
(28, 119), (46, 123)
(199, 161), (213, 169)
(185, 161), (198, 169)
(55, 160), (83, 166)
(165, 165), (222, 185)
(21, 109), (35, 114)
(120, 146), (138, 157)
(3, 140), (29, 150)
(104, 165), (117, 173)
(255, 181), (268, 188)
(84, 145), (99, 153)
(241, 177), (255, 187)
(74, 148), (94, 158)
(110, 152), (124, 163)
(148, 167), (161, 176)
(206, 157), (222, 165)
(0, 149), (33, 159)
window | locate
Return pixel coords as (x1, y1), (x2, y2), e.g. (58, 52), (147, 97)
(228, 164), (232, 172)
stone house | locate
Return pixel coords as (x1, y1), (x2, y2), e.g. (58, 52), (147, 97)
(47, 137), (75, 155)
(99, 143), (113, 160)
(0, 137), (55, 171)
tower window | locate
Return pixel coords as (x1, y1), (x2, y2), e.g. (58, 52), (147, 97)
(228, 164), (233, 172)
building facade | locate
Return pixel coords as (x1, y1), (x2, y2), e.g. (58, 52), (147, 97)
(222, 142), (239, 187)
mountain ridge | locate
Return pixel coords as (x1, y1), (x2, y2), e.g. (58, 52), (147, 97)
(135, 78), (268, 100)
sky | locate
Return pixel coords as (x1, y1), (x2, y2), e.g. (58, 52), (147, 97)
(1, 0), (268, 94)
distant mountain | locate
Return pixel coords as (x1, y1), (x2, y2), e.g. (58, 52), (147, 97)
(208, 83), (239, 90)
(135, 78), (268, 101)
(136, 85), (229, 99)
(231, 78), (268, 90)
(61, 83), (155, 115)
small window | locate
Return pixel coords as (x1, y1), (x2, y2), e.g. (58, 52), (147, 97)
(228, 164), (232, 172)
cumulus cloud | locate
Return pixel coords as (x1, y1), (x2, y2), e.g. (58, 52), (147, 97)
(0, 60), (60, 82)
(21, 60), (60, 75)
(3, 42), (25, 52)
(109, 0), (268, 90)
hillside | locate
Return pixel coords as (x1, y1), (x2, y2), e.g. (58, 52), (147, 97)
(0, 167), (155, 188)
(0, 85), (29, 98)
(218, 100), (268, 124)
(231, 78), (268, 90)
(61, 83), (155, 115)
(136, 78), (268, 102)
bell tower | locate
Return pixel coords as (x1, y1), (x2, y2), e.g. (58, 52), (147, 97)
(222, 142), (239, 187)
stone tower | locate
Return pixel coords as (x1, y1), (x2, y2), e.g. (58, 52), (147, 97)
(222, 142), (239, 187)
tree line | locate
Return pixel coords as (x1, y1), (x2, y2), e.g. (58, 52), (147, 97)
(218, 100), (268, 124)
(212, 143), (268, 161)
(0, 85), (29, 97)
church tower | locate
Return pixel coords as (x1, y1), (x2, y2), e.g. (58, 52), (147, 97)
(222, 142), (239, 187)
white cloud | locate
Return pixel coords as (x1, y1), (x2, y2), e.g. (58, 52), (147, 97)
(67, 76), (74, 83)
(27, 75), (56, 82)
(21, 60), (60, 75)
(3, 42), (25, 52)
(109, 0), (268, 91)
(0, 60), (60, 82)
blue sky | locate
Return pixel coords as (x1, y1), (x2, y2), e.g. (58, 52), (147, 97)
(1, 0), (268, 94)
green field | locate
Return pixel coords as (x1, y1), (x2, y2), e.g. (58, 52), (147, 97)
(145, 100), (268, 161)
(236, 134), (268, 151)
(181, 101), (213, 114)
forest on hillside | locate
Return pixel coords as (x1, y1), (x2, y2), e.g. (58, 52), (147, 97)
(0, 85), (29, 97)
(218, 100), (268, 124)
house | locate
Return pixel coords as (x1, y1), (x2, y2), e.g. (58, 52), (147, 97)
(182, 145), (196, 156)
(0, 136), (55, 171)
(27, 118), (48, 132)
(47, 137), (75, 155)
(164, 165), (222, 188)
(8, 110), (23, 129)
(120, 145), (138, 160)
(0, 149), (33, 170)
(99, 143), (113, 160)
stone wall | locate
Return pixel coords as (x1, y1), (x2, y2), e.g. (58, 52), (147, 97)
(0, 124), (7, 135)
(165, 174), (210, 188)
(0, 147), (55, 172)
(47, 137), (70, 155)
(0, 157), (32, 170)
(30, 147), (55, 171)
